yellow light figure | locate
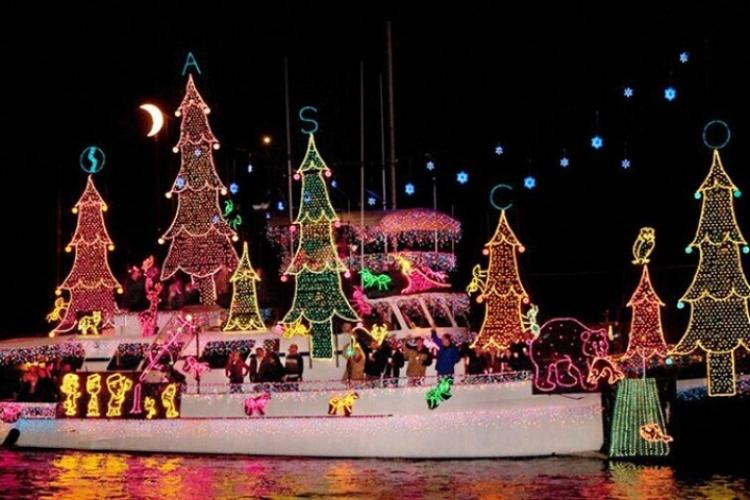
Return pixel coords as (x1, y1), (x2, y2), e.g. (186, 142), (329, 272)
(672, 150), (750, 396)
(144, 397), (157, 420)
(281, 317), (310, 339)
(46, 297), (69, 323)
(161, 383), (179, 419)
(223, 242), (266, 332)
(328, 392), (359, 417)
(369, 324), (389, 345)
(77, 311), (102, 336)
(467, 210), (532, 353)
(105, 373), (133, 417)
(85, 374), (102, 417)
(60, 373), (82, 417)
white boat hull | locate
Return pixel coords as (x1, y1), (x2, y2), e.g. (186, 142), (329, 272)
(4, 381), (603, 458)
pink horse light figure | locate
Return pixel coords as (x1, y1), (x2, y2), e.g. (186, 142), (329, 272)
(182, 356), (209, 378)
(244, 392), (271, 416)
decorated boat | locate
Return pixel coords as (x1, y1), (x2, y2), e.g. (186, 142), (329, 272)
(2, 68), (745, 461)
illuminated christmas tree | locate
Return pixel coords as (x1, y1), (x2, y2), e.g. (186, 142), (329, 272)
(673, 149), (750, 396)
(224, 242), (265, 332)
(624, 234), (669, 360)
(50, 176), (122, 336)
(159, 74), (238, 304)
(467, 210), (530, 353)
(283, 134), (359, 358)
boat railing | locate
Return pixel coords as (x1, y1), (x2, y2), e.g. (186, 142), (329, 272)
(183, 371), (532, 395)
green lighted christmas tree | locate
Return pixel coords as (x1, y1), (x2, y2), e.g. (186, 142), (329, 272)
(673, 149), (750, 397)
(282, 134), (359, 358)
(224, 242), (265, 332)
(609, 379), (672, 458)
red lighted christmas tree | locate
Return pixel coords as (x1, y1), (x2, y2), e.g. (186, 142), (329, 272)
(50, 176), (122, 336)
(624, 265), (669, 360)
(159, 75), (238, 303)
(467, 210), (531, 352)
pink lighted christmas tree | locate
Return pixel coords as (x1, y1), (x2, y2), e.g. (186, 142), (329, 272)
(159, 75), (238, 303)
(50, 176), (122, 336)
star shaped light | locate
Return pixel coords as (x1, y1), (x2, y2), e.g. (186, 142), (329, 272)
(495, 145), (504, 156)
(367, 196), (377, 206)
(426, 160), (435, 171)
(664, 87), (677, 101)
(560, 157), (570, 168)
(405, 183), (415, 195)
(591, 135), (603, 150)
(624, 87), (634, 98)
(679, 52), (689, 63)
(229, 182), (239, 195)
(621, 158), (631, 169)
(456, 171), (469, 184)
(524, 176), (536, 190)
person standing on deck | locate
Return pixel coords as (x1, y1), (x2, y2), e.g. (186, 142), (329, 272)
(432, 330), (461, 379)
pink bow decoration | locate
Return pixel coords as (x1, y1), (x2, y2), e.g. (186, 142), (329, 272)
(244, 392), (271, 416)
(182, 356), (209, 377)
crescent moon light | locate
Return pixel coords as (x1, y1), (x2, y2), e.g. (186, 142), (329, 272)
(139, 103), (165, 137)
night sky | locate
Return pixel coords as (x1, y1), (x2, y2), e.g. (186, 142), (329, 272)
(3, 1), (750, 340)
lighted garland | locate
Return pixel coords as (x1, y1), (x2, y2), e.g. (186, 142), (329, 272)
(0, 342), (85, 365)
(343, 252), (457, 274)
(224, 242), (265, 332)
(468, 210), (531, 353)
(282, 134), (359, 359)
(672, 150), (750, 397)
(202, 340), (257, 359)
(609, 379), (671, 458)
(158, 74), (239, 304)
(50, 176), (122, 336)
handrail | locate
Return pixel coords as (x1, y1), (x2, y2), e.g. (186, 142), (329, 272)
(183, 371), (532, 395)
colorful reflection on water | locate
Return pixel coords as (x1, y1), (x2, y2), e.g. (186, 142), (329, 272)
(0, 450), (748, 499)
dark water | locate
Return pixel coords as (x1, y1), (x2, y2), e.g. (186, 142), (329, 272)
(1, 450), (748, 499)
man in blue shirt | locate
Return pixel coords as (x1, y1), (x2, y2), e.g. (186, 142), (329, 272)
(431, 330), (462, 378)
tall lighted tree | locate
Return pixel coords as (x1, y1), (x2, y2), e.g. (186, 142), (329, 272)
(50, 176), (122, 336)
(283, 134), (359, 358)
(224, 242), (265, 332)
(467, 210), (531, 352)
(159, 74), (238, 304)
(673, 149), (750, 396)
(624, 229), (669, 360)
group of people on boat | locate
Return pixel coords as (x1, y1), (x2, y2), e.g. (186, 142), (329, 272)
(225, 344), (304, 392)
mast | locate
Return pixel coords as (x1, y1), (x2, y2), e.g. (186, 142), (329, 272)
(386, 21), (397, 209)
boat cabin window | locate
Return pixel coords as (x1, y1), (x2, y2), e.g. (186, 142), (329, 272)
(397, 301), (431, 328)
(107, 343), (149, 371)
(426, 301), (453, 327)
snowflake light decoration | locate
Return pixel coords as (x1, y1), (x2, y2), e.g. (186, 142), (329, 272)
(524, 176), (537, 190)
(664, 87), (677, 101)
(405, 183), (415, 196)
(591, 136), (604, 150)
(456, 171), (469, 184)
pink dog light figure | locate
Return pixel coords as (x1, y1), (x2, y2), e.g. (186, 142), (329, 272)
(244, 392), (271, 416)
(182, 356), (209, 378)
